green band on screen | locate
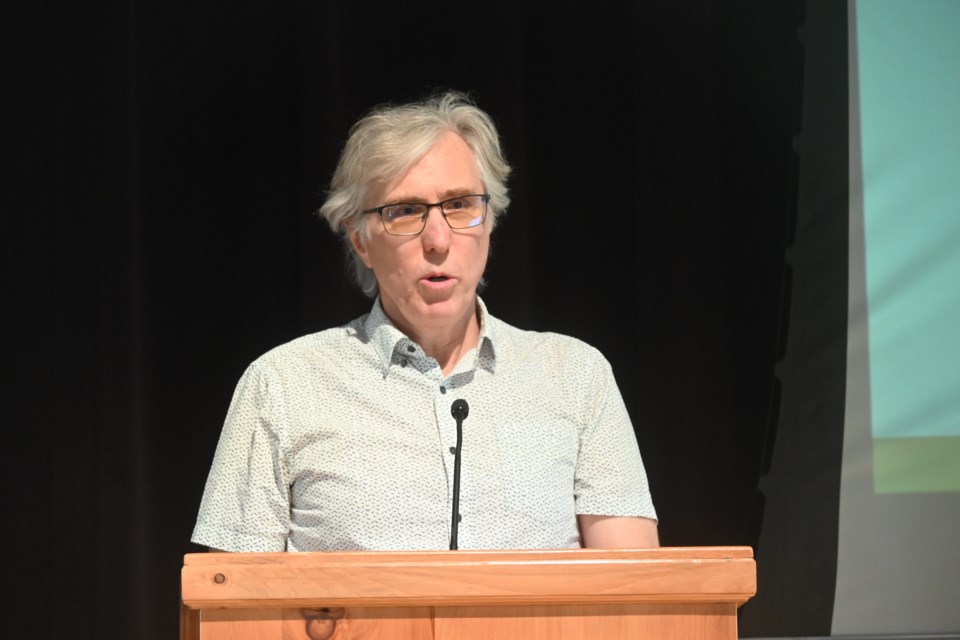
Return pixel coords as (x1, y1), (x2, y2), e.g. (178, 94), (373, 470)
(874, 436), (960, 494)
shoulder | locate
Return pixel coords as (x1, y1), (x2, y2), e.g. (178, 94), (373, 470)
(487, 314), (611, 374)
(245, 314), (371, 378)
(485, 313), (622, 426)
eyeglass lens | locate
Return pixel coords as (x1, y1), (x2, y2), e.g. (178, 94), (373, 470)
(381, 195), (486, 235)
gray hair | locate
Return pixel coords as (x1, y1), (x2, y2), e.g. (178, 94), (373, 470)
(318, 91), (511, 297)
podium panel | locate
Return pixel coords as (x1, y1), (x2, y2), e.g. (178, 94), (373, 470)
(182, 547), (755, 640)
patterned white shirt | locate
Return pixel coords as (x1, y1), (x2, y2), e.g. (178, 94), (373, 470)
(191, 298), (656, 552)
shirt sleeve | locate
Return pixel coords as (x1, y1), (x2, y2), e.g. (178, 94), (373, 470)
(191, 360), (292, 551)
(573, 351), (657, 521)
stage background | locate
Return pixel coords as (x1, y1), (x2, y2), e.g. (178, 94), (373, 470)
(4, 1), (867, 637)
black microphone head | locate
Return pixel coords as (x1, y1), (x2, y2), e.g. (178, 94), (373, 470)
(451, 399), (469, 421)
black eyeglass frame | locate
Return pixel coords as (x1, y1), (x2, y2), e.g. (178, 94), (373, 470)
(361, 194), (491, 236)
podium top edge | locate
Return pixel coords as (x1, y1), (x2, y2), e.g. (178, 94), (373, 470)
(183, 546), (754, 566)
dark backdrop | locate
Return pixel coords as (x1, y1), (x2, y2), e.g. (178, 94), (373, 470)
(5, 1), (840, 638)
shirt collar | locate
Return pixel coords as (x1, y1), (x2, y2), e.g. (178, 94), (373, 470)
(363, 296), (498, 377)
(475, 296), (498, 373)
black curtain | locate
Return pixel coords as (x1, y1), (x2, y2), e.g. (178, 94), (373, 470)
(5, 1), (830, 638)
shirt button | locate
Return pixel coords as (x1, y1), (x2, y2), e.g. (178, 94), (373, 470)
(439, 385), (446, 394)
(457, 514), (462, 523)
(406, 345), (415, 353)
(449, 446), (456, 455)
(400, 359), (408, 367)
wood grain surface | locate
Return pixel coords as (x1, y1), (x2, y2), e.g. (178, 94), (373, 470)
(182, 547), (755, 639)
(183, 547), (755, 608)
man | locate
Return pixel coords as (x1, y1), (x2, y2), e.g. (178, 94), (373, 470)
(192, 91), (658, 552)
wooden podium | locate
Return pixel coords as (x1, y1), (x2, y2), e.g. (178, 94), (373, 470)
(180, 546), (755, 639)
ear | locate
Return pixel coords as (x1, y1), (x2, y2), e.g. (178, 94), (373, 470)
(346, 221), (373, 269)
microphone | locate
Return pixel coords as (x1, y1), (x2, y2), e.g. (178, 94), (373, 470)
(451, 399), (469, 421)
(449, 399), (469, 550)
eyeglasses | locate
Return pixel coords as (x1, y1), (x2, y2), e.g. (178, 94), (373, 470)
(361, 194), (490, 236)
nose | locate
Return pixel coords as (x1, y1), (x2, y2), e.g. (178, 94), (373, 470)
(420, 205), (451, 253)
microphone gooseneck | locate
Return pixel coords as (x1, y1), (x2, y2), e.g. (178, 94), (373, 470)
(449, 398), (469, 550)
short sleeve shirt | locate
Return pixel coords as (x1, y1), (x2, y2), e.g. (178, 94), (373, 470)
(191, 298), (656, 552)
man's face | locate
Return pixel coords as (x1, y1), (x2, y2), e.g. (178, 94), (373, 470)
(350, 131), (490, 340)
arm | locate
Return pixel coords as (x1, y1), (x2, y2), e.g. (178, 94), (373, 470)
(191, 361), (292, 553)
(573, 350), (659, 546)
(578, 514), (660, 548)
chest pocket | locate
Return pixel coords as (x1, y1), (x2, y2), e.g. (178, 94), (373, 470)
(496, 422), (577, 525)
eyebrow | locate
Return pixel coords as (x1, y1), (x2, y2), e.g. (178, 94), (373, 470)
(384, 188), (478, 206)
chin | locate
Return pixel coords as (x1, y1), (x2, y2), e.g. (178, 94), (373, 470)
(418, 294), (472, 318)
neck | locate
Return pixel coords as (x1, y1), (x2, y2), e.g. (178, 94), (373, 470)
(419, 323), (480, 376)
(386, 300), (481, 377)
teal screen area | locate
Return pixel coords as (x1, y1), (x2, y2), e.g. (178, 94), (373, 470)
(858, 0), (960, 493)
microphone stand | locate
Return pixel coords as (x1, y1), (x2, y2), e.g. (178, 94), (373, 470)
(449, 399), (468, 550)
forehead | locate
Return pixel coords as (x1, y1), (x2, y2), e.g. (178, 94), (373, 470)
(373, 131), (482, 204)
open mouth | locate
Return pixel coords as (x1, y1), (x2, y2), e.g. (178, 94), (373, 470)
(427, 276), (449, 282)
